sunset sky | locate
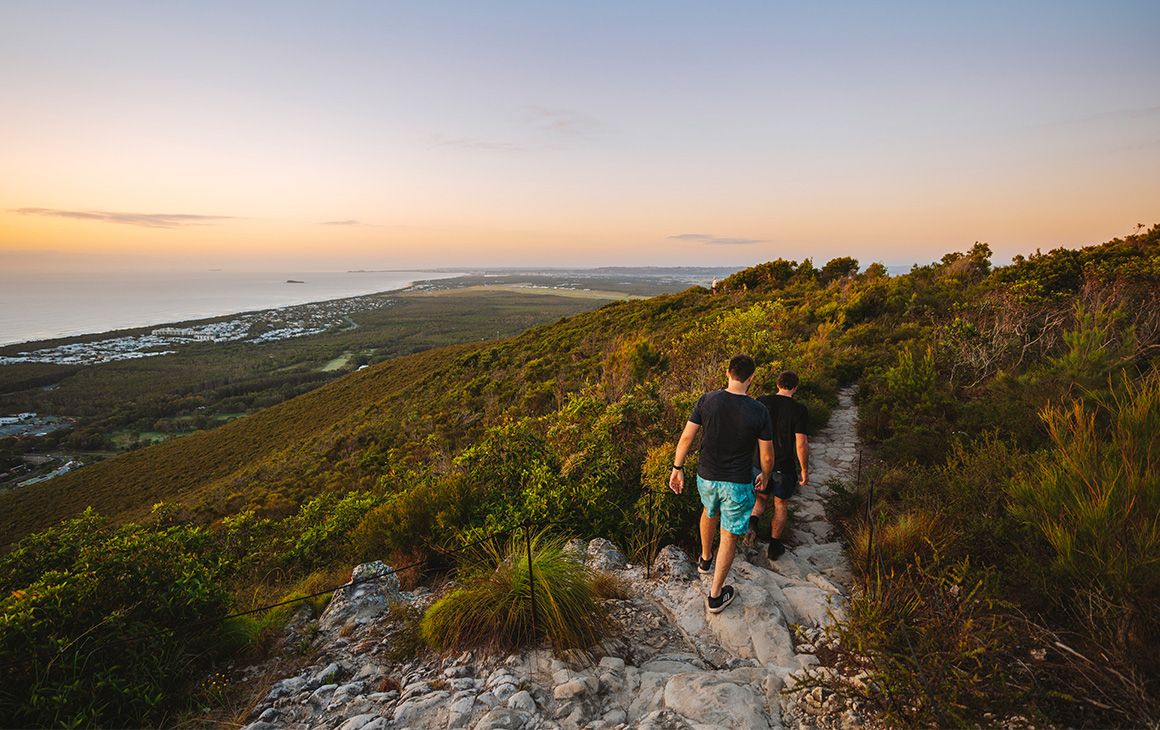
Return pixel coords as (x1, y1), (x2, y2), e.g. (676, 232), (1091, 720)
(3, 1), (1158, 272)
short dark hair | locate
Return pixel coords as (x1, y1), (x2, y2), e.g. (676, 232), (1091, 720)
(777, 370), (799, 390)
(728, 354), (756, 382)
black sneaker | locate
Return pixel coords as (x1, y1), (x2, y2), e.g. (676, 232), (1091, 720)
(706, 585), (735, 613)
(768, 538), (785, 560)
(697, 556), (713, 574)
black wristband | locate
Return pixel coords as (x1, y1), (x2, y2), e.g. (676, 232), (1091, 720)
(672, 464), (683, 470)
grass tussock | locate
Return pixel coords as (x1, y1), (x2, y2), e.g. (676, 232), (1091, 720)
(840, 552), (1037, 729)
(850, 510), (952, 580)
(420, 531), (611, 653)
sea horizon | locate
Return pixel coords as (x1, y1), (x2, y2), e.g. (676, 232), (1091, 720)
(0, 270), (458, 348)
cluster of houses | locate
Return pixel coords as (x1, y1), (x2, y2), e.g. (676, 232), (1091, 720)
(0, 414), (80, 490)
(0, 413), (72, 439)
(1, 457), (81, 489)
(0, 295), (392, 366)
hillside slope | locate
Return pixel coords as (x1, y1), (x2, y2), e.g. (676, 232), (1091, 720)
(0, 343), (479, 549)
(0, 285), (727, 548)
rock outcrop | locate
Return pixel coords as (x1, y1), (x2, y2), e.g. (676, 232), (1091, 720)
(239, 388), (870, 730)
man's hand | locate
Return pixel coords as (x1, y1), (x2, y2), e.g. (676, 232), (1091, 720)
(753, 472), (765, 493)
(796, 434), (809, 486)
(670, 421), (700, 496)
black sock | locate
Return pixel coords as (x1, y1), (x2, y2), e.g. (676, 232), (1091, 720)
(749, 515), (759, 533)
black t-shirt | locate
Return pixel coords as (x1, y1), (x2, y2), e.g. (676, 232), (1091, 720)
(688, 390), (773, 483)
(756, 394), (809, 474)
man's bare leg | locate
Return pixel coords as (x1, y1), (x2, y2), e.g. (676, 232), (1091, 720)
(711, 530), (739, 598)
(750, 493), (767, 519)
(770, 497), (789, 540)
(699, 508), (718, 562)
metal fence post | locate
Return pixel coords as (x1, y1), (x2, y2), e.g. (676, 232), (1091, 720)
(865, 479), (875, 594)
(646, 485), (654, 579)
(524, 518), (537, 642)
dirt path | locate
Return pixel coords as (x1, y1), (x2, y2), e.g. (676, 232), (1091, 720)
(778, 385), (859, 568)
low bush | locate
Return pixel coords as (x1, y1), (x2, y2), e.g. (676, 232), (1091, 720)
(420, 532), (610, 653)
(840, 551), (1036, 728)
(348, 474), (474, 570)
(0, 509), (232, 728)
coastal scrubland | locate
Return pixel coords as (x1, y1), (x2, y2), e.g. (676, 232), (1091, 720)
(1, 228), (1158, 728)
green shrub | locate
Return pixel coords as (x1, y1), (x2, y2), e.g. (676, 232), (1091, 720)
(0, 510), (231, 728)
(348, 475), (473, 568)
(284, 491), (383, 571)
(629, 444), (701, 562)
(850, 513), (952, 582)
(420, 532), (610, 653)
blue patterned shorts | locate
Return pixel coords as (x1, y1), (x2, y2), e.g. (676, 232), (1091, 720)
(697, 476), (757, 536)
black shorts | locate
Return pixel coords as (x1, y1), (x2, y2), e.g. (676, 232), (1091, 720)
(756, 470), (796, 500)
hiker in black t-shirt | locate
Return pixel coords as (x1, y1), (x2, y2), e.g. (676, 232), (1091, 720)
(670, 354), (774, 613)
(750, 370), (810, 560)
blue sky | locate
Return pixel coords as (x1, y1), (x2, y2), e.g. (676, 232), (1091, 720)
(2, 1), (1157, 271)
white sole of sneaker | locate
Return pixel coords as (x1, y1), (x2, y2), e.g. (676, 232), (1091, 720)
(706, 587), (735, 614)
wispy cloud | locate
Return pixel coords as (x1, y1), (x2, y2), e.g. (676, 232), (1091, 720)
(427, 135), (528, 153)
(669, 233), (768, 246)
(318, 219), (366, 226)
(428, 106), (603, 154)
(13, 208), (236, 229)
(522, 106), (601, 147)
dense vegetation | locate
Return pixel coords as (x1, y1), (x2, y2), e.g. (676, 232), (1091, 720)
(1, 228), (1157, 727)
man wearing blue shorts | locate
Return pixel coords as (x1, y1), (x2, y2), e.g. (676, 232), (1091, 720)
(670, 354), (774, 613)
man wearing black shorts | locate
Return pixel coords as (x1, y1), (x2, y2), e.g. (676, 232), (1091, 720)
(750, 370), (809, 560)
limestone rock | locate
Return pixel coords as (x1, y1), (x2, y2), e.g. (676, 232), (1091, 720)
(586, 537), (628, 571)
(319, 561), (401, 631)
(651, 544), (696, 581)
(663, 672), (774, 730)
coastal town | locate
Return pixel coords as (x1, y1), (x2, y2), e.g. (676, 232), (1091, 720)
(0, 294), (393, 366)
(0, 414), (79, 491)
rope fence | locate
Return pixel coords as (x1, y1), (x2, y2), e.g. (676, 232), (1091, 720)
(1, 514), (592, 672)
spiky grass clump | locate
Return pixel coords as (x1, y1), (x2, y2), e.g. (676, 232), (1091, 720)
(850, 509), (951, 580)
(420, 532), (611, 653)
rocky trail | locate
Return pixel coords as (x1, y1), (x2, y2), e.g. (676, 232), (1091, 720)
(238, 387), (868, 730)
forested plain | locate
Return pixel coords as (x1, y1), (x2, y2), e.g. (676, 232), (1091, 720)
(0, 274), (682, 486)
(1, 230), (1158, 728)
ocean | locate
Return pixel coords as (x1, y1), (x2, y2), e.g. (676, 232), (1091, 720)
(0, 270), (456, 347)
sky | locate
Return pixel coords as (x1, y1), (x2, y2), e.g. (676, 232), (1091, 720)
(2, 1), (1158, 273)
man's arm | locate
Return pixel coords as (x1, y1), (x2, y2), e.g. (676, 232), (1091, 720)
(670, 421), (700, 494)
(796, 433), (810, 485)
(758, 438), (774, 491)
